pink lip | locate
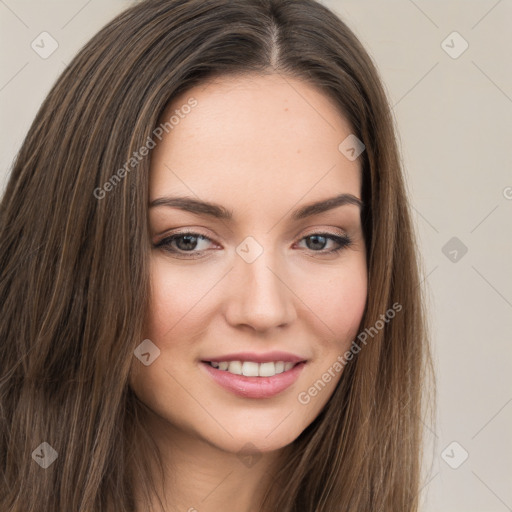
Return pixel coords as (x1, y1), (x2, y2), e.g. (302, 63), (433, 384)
(200, 361), (307, 399)
(201, 351), (306, 364)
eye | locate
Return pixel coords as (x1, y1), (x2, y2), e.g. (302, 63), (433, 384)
(155, 231), (218, 259)
(154, 230), (353, 259)
(295, 233), (352, 254)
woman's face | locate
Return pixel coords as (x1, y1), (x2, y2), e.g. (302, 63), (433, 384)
(130, 73), (368, 454)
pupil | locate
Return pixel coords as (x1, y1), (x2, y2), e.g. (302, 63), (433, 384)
(307, 235), (326, 250)
(178, 235), (197, 251)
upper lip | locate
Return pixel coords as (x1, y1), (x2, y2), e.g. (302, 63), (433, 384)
(201, 351), (307, 364)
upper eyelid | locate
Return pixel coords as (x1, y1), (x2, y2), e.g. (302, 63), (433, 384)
(156, 229), (218, 246)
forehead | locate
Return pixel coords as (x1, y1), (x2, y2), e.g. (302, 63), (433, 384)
(149, 73), (362, 210)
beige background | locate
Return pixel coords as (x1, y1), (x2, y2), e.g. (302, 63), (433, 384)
(1, 1), (511, 510)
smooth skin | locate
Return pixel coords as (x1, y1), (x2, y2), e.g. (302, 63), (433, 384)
(129, 73), (368, 512)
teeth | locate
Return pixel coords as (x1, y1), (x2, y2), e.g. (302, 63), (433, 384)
(242, 361), (259, 376)
(258, 362), (275, 377)
(228, 361), (242, 375)
(207, 360), (299, 377)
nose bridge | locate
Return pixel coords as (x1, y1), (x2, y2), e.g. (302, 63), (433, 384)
(225, 236), (296, 330)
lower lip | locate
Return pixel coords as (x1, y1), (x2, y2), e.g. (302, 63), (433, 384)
(200, 361), (306, 399)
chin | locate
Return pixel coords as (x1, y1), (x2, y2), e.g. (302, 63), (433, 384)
(202, 426), (301, 456)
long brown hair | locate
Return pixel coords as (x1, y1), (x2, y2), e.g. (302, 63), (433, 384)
(0, 0), (434, 510)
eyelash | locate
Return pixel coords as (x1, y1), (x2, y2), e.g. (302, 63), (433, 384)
(154, 230), (352, 259)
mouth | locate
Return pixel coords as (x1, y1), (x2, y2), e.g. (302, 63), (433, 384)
(199, 359), (307, 399)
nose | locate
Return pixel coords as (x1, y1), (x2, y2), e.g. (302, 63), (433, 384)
(224, 246), (297, 333)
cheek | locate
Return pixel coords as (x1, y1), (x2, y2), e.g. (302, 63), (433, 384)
(332, 270), (367, 343)
(293, 260), (367, 413)
(296, 257), (368, 348)
(130, 258), (207, 419)
(143, 256), (211, 340)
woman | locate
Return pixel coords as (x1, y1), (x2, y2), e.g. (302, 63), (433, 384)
(0, 0), (434, 510)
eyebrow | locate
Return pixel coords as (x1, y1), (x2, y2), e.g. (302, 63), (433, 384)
(149, 193), (363, 220)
